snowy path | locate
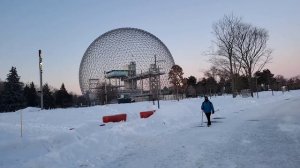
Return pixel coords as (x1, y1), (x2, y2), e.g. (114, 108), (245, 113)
(197, 96), (300, 168)
(102, 96), (300, 168)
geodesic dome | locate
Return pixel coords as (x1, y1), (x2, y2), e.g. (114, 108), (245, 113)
(79, 27), (175, 94)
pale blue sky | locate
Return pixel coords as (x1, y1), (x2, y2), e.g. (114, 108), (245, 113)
(0, 0), (299, 94)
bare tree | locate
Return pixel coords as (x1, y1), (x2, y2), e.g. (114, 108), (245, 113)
(168, 65), (184, 100)
(212, 14), (242, 97)
(209, 57), (231, 80)
(234, 23), (272, 96)
(204, 66), (218, 80)
(211, 14), (272, 97)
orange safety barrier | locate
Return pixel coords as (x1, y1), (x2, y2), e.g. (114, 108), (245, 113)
(103, 113), (127, 123)
(140, 110), (155, 118)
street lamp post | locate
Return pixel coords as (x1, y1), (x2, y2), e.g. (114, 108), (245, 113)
(39, 50), (43, 109)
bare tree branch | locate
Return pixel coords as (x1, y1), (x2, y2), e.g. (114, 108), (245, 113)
(234, 23), (272, 96)
(211, 14), (242, 97)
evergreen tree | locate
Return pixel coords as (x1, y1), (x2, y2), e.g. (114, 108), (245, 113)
(1, 67), (24, 112)
(254, 69), (275, 90)
(206, 77), (218, 96)
(275, 75), (287, 91)
(235, 75), (249, 91)
(0, 95), (2, 112)
(43, 83), (55, 109)
(217, 77), (226, 94)
(196, 78), (207, 96)
(23, 84), (30, 105)
(0, 79), (4, 92)
(186, 85), (197, 98)
(55, 83), (72, 108)
(0, 79), (4, 112)
(288, 76), (300, 90)
(23, 82), (38, 107)
(187, 76), (197, 86)
(76, 95), (89, 107)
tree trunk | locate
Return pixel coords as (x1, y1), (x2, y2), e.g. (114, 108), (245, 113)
(248, 69), (254, 97)
(176, 86), (179, 101)
(229, 54), (236, 98)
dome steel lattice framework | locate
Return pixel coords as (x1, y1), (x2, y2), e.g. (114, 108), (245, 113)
(79, 27), (175, 94)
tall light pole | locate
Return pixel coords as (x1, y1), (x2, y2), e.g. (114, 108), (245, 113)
(39, 50), (43, 109)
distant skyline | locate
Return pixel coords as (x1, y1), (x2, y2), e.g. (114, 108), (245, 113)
(0, 0), (299, 95)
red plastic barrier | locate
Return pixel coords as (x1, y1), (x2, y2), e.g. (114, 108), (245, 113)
(103, 114), (127, 123)
(140, 110), (155, 118)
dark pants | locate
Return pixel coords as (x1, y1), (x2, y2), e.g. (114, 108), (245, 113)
(204, 112), (211, 126)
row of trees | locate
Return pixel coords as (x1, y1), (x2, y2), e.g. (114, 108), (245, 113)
(168, 64), (225, 99)
(1, 64), (299, 112)
(0, 67), (88, 112)
(168, 64), (300, 99)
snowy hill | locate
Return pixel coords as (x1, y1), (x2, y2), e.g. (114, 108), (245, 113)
(1, 91), (300, 168)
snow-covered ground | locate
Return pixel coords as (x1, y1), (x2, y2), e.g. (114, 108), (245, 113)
(1, 91), (300, 168)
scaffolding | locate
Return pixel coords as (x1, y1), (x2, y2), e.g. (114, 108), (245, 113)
(87, 78), (100, 104)
(102, 59), (164, 101)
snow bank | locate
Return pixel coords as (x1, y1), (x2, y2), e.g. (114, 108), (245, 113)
(0, 90), (299, 168)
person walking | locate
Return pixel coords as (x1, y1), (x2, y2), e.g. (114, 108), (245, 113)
(201, 96), (215, 127)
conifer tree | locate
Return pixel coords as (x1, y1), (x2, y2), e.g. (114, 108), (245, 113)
(55, 83), (72, 108)
(2, 67), (24, 112)
(24, 82), (38, 107)
(0, 79), (4, 112)
(23, 84), (30, 105)
(43, 83), (55, 109)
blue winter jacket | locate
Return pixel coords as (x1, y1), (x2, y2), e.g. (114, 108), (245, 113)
(201, 100), (214, 113)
